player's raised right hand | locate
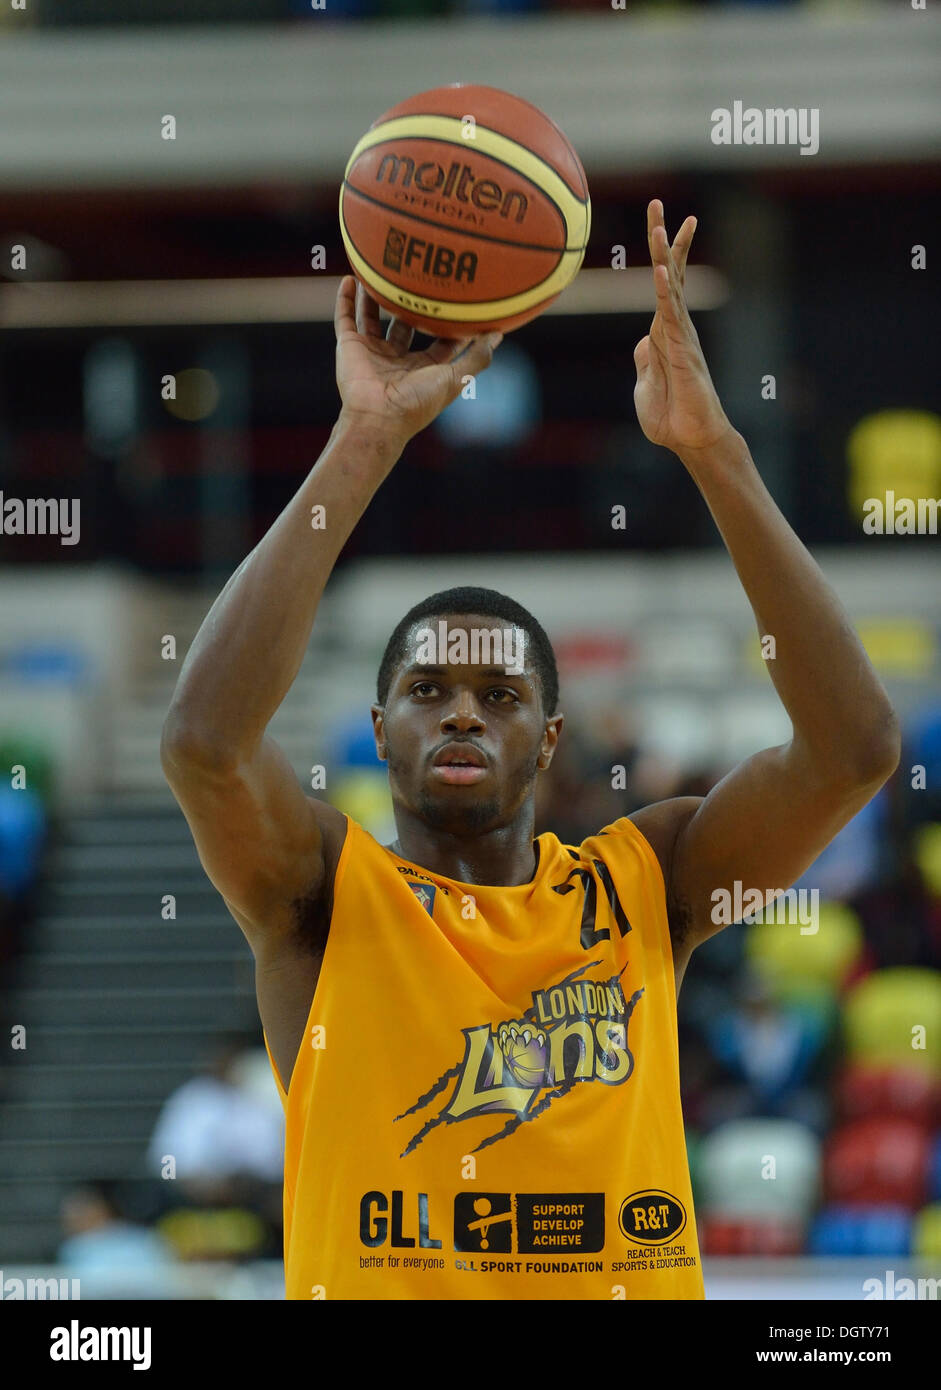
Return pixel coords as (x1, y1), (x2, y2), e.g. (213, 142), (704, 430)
(334, 276), (502, 448)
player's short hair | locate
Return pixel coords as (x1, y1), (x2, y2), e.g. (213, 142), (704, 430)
(376, 585), (560, 717)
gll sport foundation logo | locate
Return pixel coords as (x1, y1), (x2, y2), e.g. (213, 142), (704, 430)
(453, 1192), (605, 1255)
(395, 962), (644, 1155)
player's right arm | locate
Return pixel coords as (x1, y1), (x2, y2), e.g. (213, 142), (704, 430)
(160, 279), (502, 954)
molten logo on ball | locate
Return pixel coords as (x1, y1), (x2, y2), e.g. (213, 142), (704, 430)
(377, 154), (528, 224)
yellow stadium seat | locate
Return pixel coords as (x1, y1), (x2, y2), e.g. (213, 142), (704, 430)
(847, 409), (941, 519)
(745, 900), (863, 1000)
(911, 1204), (941, 1258)
(329, 770), (394, 841)
(842, 968), (941, 1071)
(856, 619), (936, 678)
(913, 823), (941, 898)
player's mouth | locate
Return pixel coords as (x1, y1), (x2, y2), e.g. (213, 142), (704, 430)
(431, 742), (489, 785)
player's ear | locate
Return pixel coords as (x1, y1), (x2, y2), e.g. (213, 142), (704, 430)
(370, 703), (387, 761)
(537, 713), (563, 770)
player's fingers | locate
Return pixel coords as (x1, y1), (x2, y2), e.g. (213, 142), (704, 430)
(654, 259), (673, 301)
(386, 317), (414, 354)
(653, 260), (688, 342)
(445, 331), (503, 394)
(671, 216), (697, 284)
(646, 199), (665, 264)
(355, 281), (383, 340)
(334, 276), (357, 340)
(424, 334), (474, 365)
(653, 225), (691, 325)
(651, 218), (686, 301)
(353, 280), (367, 336)
(651, 221), (676, 274)
(633, 336), (651, 375)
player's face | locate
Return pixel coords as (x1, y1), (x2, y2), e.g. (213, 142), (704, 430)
(374, 613), (551, 835)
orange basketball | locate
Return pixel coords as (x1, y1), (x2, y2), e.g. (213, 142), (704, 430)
(339, 84), (591, 338)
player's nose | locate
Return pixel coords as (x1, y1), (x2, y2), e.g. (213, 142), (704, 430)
(441, 696), (486, 733)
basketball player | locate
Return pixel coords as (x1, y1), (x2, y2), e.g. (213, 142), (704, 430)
(160, 201), (900, 1300)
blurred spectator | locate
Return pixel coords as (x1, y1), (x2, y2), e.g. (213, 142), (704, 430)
(58, 1181), (177, 1294)
(142, 1035), (285, 1262)
(850, 843), (941, 971)
(790, 792), (887, 901)
(146, 1035), (284, 1192)
(535, 702), (687, 843)
(0, 786), (46, 898)
(0, 785), (48, 982)
(703, 973), (829, 1131)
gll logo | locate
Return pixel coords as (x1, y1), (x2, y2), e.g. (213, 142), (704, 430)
(618, 1190), (686, 1245)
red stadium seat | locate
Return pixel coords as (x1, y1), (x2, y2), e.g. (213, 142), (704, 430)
(700, 1215), (804, 1256)
(823, 1117), (932, 1209)
(834, 1063), (940, 1128)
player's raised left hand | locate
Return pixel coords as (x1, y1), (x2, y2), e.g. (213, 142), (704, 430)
(633, 200), (736, 460)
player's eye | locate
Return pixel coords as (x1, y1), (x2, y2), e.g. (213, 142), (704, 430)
(410, 681), (440, 697)
(488, 687), (520, 703)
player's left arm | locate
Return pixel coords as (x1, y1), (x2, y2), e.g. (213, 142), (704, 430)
(630, 200), (901, 970)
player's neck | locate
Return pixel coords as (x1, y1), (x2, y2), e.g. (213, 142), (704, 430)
(386, 813), (539, 888)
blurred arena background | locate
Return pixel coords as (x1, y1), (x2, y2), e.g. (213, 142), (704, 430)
(0, 0), (939, 1301)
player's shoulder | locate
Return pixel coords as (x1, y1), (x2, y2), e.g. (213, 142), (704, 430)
(307, 796), (350, 871)
(582, 796), (704, 886)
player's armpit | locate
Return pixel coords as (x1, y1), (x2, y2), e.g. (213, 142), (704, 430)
(662, 740), (896, 953)
(627, 797), (702, 945)
(160, 729), (343, 952)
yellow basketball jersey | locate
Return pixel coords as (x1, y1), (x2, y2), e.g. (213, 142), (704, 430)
(263, 813), (704, 1300)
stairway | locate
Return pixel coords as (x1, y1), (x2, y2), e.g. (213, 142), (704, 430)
(0, 795), (261, 1261)
(0, 580), (379, 1262)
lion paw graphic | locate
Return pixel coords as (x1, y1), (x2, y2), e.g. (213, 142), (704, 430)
(497, 1020), (549, 1089)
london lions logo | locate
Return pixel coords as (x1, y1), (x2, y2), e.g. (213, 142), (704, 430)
(394, 963), (643, 1156)
(406, 881), (436, 916)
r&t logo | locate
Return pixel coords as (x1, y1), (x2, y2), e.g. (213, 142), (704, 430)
(618, 1190), (687, 1245)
